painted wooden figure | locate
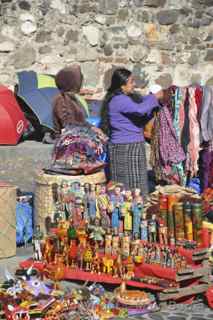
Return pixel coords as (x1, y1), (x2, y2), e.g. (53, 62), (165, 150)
(32, 225), (43, 261)
(105, 228), (112, 255)
(88, 185), (97, 221)
(121, 231), (130, 257)
(112, 228), (120, 256)
(132, 202), (143, 236)
(140, 213), (148, 241)
(148, 214), (157, 243)
(121, 190), (133, 232)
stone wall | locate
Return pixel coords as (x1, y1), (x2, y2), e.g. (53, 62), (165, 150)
(0, 0), (213, 93)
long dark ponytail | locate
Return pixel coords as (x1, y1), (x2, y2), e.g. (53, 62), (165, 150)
(100, 68), (132, 136)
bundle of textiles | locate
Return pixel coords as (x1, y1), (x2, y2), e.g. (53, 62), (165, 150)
(150, 85), (213, 189)
(50, 125), (106, 175)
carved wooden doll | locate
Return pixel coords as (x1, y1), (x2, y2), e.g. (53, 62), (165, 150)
(121, 231), (130, 258)
(110, 185), (124, 231)
(132, 202), (143, 236)
(158, 216), (168, 245)
(88, 184), (97, 222)
(121, 190), (133, 233)
(112, 228), (120, 256)
(131, 232), (140, 257)
(105, 228), (112, 256)
(140, 213), (148, 241)
(148, 214), (157, 243)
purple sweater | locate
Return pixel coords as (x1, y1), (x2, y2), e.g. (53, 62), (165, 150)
(109, 93), (159, 144)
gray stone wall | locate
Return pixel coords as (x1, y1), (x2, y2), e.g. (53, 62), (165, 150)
(0, 0), (213, 93)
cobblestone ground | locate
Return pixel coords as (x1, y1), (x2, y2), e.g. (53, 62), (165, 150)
(0, 247), (213, 320)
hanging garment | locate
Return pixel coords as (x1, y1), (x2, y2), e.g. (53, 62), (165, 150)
(199, 140), (213, 190)
(150, 105), (186, 185)
(185, 87), (201, 177)
(50, 125), (106, 174)
(200, 86), (213, 142)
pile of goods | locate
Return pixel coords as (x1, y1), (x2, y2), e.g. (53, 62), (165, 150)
(48, 125), (107, 175)
(15, 183), (213, 318)
(0, 268), (142, 319)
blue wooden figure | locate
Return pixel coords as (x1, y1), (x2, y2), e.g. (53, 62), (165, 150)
(132, 203), (142, 236)
(110, 185), (124, 230)
(140, 212), (148, 241)
(111, 206), (120, 229)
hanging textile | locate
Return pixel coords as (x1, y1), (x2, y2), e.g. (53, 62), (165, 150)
(200, 86), (213, 143)
(150, 105), (186, 185)
(185, 87), (201, 177)
(199, 139), (213, 191)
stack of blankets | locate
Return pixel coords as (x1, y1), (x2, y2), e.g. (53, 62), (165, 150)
(50, 125), (106, 175)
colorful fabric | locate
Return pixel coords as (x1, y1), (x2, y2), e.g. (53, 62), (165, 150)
(200, 86), (213, 142)
(108, 141), (148, 199)
(185, 87), (201, 176)
(51, 125), (106, 174)
(150, 105), (186, 185)
(159, 106), (186, 166)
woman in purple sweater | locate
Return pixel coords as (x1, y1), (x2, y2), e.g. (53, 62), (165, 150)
(100, 68), (163, 199)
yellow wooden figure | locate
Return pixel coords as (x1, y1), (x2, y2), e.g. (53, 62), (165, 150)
(102, 255), (114, 274)
(121, 190), (133, 232)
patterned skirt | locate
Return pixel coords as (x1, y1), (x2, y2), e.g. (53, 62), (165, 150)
(108, 141), (148, 198)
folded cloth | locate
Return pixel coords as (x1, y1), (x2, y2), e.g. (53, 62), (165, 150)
(51, 125), (106, 173)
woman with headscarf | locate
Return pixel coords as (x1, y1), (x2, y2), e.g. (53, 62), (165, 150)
(100, 68), (163, 199)
(52, 64), (102, 138)
(50, 65), (107, 174)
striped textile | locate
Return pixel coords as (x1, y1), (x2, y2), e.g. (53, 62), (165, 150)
(108, 141), (148, 199)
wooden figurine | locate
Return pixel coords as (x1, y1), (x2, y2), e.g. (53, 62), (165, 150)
(113, 254), (123, 278)
(77, 243), (85, 269)
(132, 202), (143, 236)
(72, 197), (84, 227)
(148, 214), (157, 243)
(76, 221), (88, 247)
(133, 188), (143, 205)
(110, 185), (124, 231)
(67, 219), (77, 244)
(140, 213), (148, 241)
(83, 183), (90, 221)
(43, 237), (54, 263)
(99, 204), (111, 230)
(124, 256), (135, 280)
(121, 231), (130, 258)
(102, 255), (114, 274)
(68, 239), (78, 267)
(121, 190), (133, 233)
(88, 184), (97, 222)
(83, 244), (93, 271)
(32, 225), (43, 261)
(91, 252), (101, 274)
(131, 232), (140, 257)
(88, 218), (105, 248)
(105, 228), (112, 255)
(97, 185), (110, 207)
(112, 228), (120, 256)
(111, 205), (120, 231)
(158, 216), (168, 245)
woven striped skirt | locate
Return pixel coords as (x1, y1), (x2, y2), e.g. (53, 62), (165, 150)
(108, 141), (148, 198)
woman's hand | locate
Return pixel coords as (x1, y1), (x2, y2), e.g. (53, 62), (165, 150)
(154, 90), (164, 101)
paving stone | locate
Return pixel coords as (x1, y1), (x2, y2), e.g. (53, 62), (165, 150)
(148, 313), (165, 320)
(168, 316), (187, 320)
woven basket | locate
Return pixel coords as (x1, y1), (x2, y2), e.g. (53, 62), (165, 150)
(34, 170), (106, 234)
(0, 183), (16, 258)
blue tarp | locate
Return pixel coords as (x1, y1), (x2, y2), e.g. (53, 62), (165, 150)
(16, 202), (33, 245)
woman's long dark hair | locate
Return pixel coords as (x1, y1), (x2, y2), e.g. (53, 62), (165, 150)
(100, 68), (132, 136)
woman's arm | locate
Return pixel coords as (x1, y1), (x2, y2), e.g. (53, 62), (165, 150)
(120, 94), (160, 117)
